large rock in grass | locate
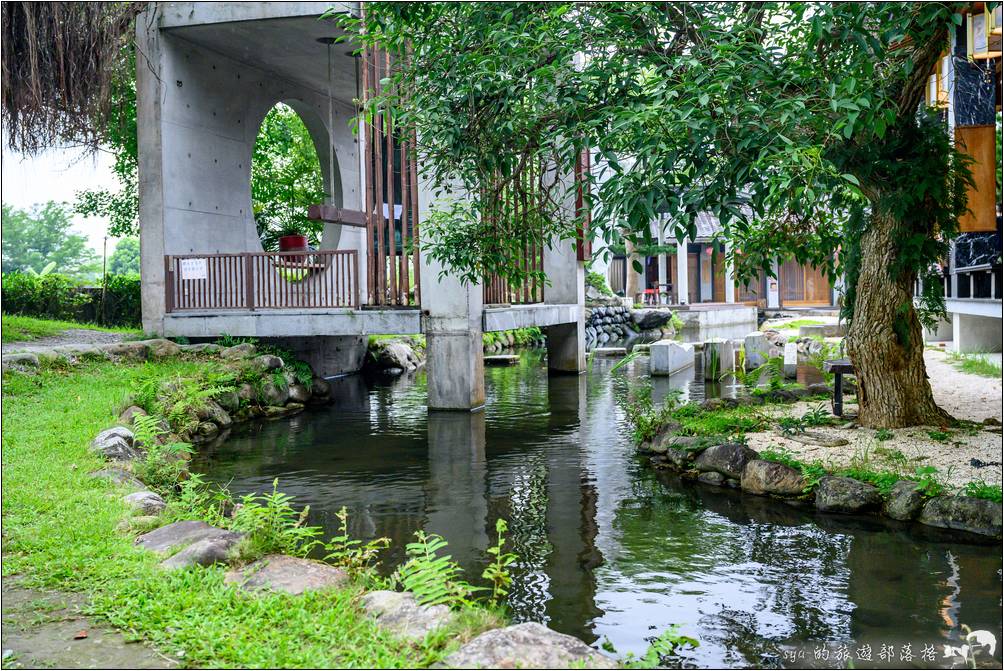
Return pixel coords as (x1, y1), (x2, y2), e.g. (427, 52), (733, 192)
(288, 384), (311, 403)
(883, 481), (925, 521)
(136, 520), (243, 556)
(918, 496), (1002, 539)
(441, 622), (617, 669)
(89, 467), (145, 490)
(142, 339), (182, 359)
(693, 443), (758, 480)
(123, 490), (167, 515)
(102, 341), (149, 361)
(220, 343), (256, 360)
(91, 426), (143, 462)
(814, 477), (881, 514)
(259, 379), (290, 406)
(741, 459), (807, 497)
(361, 591), (452, 640)
(160, 538), (237, 570)
(225, 555), (348, 595)
(1, 352), (40, 371)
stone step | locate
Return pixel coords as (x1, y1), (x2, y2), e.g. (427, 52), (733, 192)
(484, 354), (520, 366)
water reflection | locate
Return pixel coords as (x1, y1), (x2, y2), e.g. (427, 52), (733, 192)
(193, 352), (1002, 669)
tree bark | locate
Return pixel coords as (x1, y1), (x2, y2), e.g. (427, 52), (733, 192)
(845, 212), (955, 428)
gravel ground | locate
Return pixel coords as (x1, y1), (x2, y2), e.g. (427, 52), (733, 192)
(2, 329), (130, 354)
(745, 350), (1003, 489)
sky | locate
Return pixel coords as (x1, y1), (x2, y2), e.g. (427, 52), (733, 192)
(1, 143), (120, 255)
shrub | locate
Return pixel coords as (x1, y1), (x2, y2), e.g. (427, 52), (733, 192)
(0, 271), (141, 326)
(1, 272), (90, 320)
(585, 271), (614, 296)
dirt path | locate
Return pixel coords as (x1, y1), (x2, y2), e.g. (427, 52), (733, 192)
(1, 579), (176, 669)
(2, 329), (130, 355)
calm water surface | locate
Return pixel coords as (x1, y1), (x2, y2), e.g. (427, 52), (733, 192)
(194, 351), (1002, 668)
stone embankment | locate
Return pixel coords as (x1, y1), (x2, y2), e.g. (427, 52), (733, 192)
(53, 341), (614, 668)
(638, 416), (1002, 541)
(585, 304), (677, 349)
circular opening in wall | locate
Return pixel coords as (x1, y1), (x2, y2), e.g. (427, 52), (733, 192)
(251, 102), (326, 253)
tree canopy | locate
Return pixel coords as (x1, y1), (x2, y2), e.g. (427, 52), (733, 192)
(108, 236), (140, 276)
(1, 201), (100, 278)
(349, 1), (976, 427)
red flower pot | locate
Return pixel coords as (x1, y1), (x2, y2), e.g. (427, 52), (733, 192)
(278, 235), (308, 252)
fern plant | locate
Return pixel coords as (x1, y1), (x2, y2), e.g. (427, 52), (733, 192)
(135, 441), (194, 493)
(323, 506), (390, 576)
(392, 531), (480, 608)
(230, 479), (323, 558)
(482, 518), (518, 606)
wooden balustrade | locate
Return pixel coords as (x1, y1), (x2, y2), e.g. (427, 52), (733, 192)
(164, 250), (359, 313)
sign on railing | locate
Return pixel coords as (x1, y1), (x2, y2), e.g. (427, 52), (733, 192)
(165, 250), (359, 313)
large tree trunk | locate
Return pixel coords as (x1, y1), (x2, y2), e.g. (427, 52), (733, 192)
(845, 212), (955, 428)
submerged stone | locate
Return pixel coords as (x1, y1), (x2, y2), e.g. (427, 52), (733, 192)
(814, 477), (881, 514)
(918, 496), (1002, 539)
(741, 459), (807, 497)
(441, 622), (617, 669)
(883, 481), (925, 521)
(692, 443), (758, 480)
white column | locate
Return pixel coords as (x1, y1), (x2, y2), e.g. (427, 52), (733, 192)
(724, 243), (736, 304)
(767, 258), (781, 309)
(676, 237), (689, 305)
(656, 218), (667, 303)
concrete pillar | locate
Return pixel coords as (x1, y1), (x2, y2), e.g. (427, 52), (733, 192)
(724, 244), (736, 304)
(767, 259), (781, 309)
(544, 233), (586, 374)
(624, 238), (642, 302)
(676, 237), (689, 305)
(421, 255), (485, 409)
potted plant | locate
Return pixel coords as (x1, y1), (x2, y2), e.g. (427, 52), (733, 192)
(277, 220), (309, 253)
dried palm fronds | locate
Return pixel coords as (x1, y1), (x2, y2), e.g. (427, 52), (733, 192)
(1, 2), (141, 154)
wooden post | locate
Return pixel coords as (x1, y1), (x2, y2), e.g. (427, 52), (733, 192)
(164, 255), (173, 314)
(244, 253), (255, 310)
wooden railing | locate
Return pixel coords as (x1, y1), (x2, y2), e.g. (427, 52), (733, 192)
(165, 250), (359, 313)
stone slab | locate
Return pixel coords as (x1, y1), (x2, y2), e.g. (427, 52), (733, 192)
(743, 331), (769, 369)
(441, 622), (617, 669)
(649, 340), (694, 376)
(702, 339), (735, 380)
(484, 355), (520, 367)
(360, 590), (452, 640)
(783, 342), (798, 378)
(592, 347), (627, 357)
(135, 520), (243, 556)
(225, 555), (348, 594)
(799, 323), (846, 338)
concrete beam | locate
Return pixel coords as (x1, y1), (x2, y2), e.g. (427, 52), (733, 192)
(162, 309), (421, 338)
(483, 304), (580, 332)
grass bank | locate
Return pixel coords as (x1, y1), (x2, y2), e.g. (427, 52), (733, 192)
(2, 359), (500, 667)
(2, 314), (142, 343)
(947, 350), (1003, 379)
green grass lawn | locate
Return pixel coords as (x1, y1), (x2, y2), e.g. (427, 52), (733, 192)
(947, 351), (1003, 379)
(2, 314), (141, 343)
(769, 318), (825, 331)
(2, 360), (498, 667)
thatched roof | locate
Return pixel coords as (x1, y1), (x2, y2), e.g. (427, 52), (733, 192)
(1, 2), (141, 154)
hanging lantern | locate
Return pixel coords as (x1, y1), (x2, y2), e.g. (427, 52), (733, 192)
(967, 4), (1003, 60)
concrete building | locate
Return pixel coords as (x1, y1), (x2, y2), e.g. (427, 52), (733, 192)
(136, 2), (586, 409)
(604, 210), (837, 311)
(919, 9), (1002, 353)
